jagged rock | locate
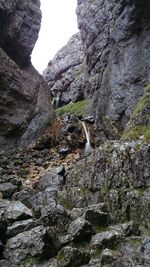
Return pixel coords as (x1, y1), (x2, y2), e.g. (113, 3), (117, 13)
(31, 191), (57, 217)
(0, 0), (41, 67)
(4, 225), (59, 264)
(84, 208), (108, 228)
(100, 248), (121, 265)
(4, 201), (32, 224)
(0, 183), (18, 199)
(0, 0), (53, 149)
(77, 0), (150, 140)
(40, 203), (71, 233)
(37, 168), (65, 191)
(57, 246), (90, 267)
(68, 217), (93, 242)
(13, 187), (35, 209)
(91, 229), (122, 252)
(141, 237), (150, 267)
(0, 174), (22, 199)
(6, 219), (37, 238)
(44, 32), (85, 106)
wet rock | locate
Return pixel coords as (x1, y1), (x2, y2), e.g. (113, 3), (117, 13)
(82, 116), (95, 124)
(4, 201), (32, 224)
(4, 225), (58, 264)
(68, 217), (93, 242)
(57, 246), (90, 267)
(6, 219), (37, 238)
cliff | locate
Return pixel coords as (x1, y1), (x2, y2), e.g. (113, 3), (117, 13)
(0, 0), (149, 267)
(0, 0), (53, 149)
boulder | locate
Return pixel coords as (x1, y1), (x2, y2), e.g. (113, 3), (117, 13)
(4, 225), (59, 264)
(68, 217), (93, 243)
(57, 246), (90, 267)
(4, 201), (32, 224)
(6, 219), (37, 238)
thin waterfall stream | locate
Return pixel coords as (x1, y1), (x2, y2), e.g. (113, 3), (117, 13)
(80, 121), (93, 155)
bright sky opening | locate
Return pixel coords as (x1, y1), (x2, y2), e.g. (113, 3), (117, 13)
(31, 0), (78, 74)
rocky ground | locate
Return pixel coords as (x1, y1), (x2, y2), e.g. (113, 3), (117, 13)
(0, 122), (149, 267)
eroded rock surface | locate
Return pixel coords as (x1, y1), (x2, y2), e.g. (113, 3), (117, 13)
(0, 0), (53, 149)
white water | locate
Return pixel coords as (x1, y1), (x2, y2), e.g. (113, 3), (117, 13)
(81, 121), (93, 155)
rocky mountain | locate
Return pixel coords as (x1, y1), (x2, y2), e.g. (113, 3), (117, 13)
(0, 0), (150, 267)
(0, 0), (53, 149)
(44, 0), (150, 141)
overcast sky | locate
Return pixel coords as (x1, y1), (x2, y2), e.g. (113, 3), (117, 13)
(31, 0), (78, 73)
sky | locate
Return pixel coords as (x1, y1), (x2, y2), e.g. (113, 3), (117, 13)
(31, 0), (78, 73)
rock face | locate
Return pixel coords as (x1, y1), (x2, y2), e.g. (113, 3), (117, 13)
(76, 0), (150, 134)
(44, 0), (150, 141)
(0, 0), (53, 149)
(43, 32), (85, 106)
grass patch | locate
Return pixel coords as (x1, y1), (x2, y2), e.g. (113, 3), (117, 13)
(131, 82), (150, 119)
(56, 99), (90, 117)
(121, 125), (150, 142)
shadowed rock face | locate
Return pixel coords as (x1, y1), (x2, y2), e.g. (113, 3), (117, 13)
(0, 0), (53, 149)
(77, 0), (150, 136)
(0, 0), (41, 67)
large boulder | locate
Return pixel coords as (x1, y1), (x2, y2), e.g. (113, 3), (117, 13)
(4, 225), (59, 264)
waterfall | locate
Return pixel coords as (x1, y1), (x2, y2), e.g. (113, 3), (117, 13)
(80, 121), (93, 155)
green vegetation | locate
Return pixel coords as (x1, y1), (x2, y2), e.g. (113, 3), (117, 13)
(56, 99), (90, 117)
(121, 126), (150, 142)
(121, 82), (150, 142)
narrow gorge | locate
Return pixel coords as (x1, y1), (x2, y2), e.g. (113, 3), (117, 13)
(0, 0), (150, 267)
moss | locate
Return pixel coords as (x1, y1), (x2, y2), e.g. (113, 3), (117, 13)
(131, 83), (150, 119)
(56, 99), (90, 117)
(24, 256), (39, 267)
(121, 125), (150, 142)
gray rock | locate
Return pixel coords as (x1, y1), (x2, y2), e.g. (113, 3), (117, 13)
(4, 225), (58, 264)
(41, 203), (71, 233)
(6, 219), (37, 238)
(68, 217), (93, 242)
(76, 0), (150, 140)
(0, 183), (18, 199)
(84, 209), (108, 228)
(4, 201), (32, 224)
(0, 0), (53, 150)
(43, 32), (85, 106)
(0, 240), (3, 258)
(57, 246), (90, 267)
(91, 230), (122, 252)
(100, 248), (121, 265)
(37, 169), (65, 191)
(0, 0), (41, 67)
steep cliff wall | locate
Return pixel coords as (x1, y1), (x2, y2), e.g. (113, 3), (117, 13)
(77, 0), (150, 136)
(0, 0), (53, 149)
(44, 0), (150, 141)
